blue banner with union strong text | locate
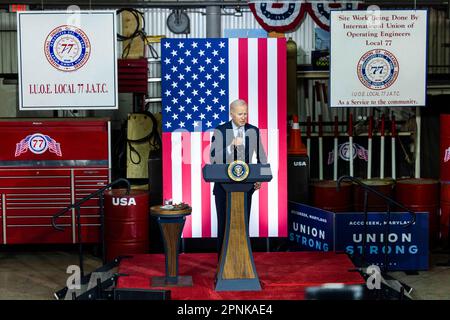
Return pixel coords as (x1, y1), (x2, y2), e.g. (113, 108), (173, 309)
(288, 202), (429, 271)
(288, 202), (334, 252)
(334, 212), (429, 271)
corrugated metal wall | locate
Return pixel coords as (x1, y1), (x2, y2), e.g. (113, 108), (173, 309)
(428, 7), (450, 75)
(141, 7), (449, 122)
(142, 8), (375, 125)
(1, 7), (449, 75)
(143, 8), (314, 61)
(0, 12), (18, 74)
(1, 6), (449, 113)
(142, 8), (315, 113)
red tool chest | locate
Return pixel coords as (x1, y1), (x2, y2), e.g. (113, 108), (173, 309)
(0, 118), (111, 244)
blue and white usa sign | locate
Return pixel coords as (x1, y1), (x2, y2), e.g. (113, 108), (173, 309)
(330, 10), (427, 107)
(17, 11), (118, 110)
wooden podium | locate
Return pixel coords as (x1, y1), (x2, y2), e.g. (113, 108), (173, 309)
(149, 205), (192, 287)
(203, 162), (272, 291)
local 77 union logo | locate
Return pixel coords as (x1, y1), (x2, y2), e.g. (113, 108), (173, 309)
(15, 133), (62, 157)
(44, 25), (91, 72)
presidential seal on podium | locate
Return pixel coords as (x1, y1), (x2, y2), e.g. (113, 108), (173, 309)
(227, 160), (250, 182)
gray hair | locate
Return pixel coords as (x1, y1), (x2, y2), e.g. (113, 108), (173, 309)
(230, 99), (247, 111)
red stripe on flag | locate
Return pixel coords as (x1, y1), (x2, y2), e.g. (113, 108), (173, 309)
(258, 38), (269, 237)
(238, 38), (249, 107)
(201, 132), (212, 237)
(277, 38), (288, 237)
(162, 133), (172, 202)
(182, 132), (192, 238)
(259, 133), (269, 237)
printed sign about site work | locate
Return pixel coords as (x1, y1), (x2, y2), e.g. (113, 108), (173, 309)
(17, 11), (118, 110)
(330, 10), (427, 107)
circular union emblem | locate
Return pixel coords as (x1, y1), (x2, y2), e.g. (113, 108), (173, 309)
(357, 49), (399, 90)
(227, 160), (250, 182)
(44, 25), (91, 72)
(28, 133), (48, 154)
(339, 142), (357, 161)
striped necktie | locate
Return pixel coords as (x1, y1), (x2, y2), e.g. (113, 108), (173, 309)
(236, 127), (245, 161)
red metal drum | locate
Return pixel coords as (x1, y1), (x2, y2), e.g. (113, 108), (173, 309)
(395, 178), (440, 248)
(440, 114), (450, 181)
(104, 189), (149, 261)
(440, 182), (450, 245)
(353, 178), (395, 212)
(311, 180), (352, 212)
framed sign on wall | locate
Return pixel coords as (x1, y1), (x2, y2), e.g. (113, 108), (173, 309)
(330, 10), (427, 108)
(17, 11), (118, 110)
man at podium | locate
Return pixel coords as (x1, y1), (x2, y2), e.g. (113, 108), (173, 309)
(210, 99), (267, 252)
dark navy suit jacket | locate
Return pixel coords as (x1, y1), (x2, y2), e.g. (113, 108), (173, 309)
(209, 120), (267, 196)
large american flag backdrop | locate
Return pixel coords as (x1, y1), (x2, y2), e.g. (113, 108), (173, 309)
(161, 38), (287, 238)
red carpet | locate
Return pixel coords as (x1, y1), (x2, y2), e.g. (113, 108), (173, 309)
(116, 252), (365, 300)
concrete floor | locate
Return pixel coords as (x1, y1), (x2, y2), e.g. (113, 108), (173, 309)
(0, 250), (103, 300)
(0, 250), (449, 300)
(389, 253), (450, 300)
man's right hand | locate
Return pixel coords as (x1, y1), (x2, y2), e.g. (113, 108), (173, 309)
(232, 137), (244, 146)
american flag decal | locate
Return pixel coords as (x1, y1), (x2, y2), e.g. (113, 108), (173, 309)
(15, 135), (32, 157)
(161, 38), (287, 238)
(44, 135), (62, 157)
(330, 142), (368, 164)
(14, 133), (62, 157)
(445, 147), (450, 163)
